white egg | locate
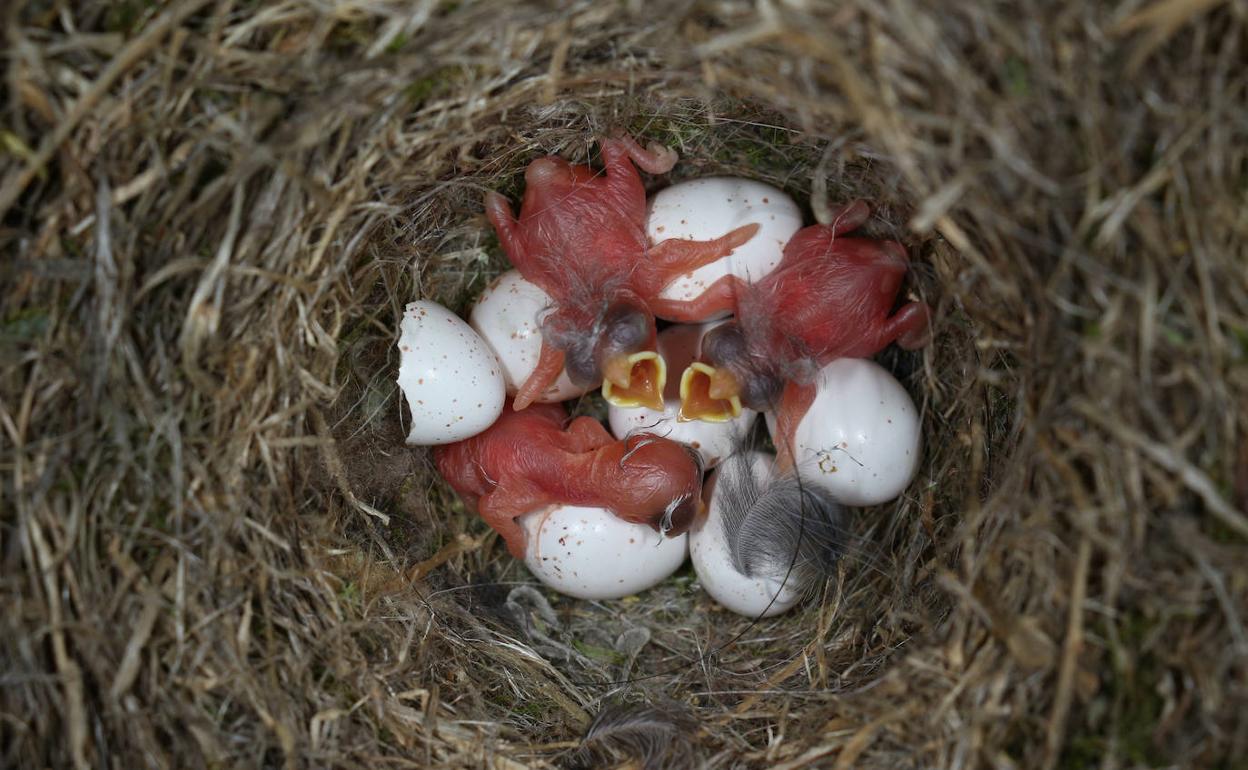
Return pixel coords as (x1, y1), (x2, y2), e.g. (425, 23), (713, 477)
(469, 270), (588, 403)
(520, 505), (688, 600)
(397, 300), (506, 445)
(766, 359), (920, 506)
(690, 452), (806, 617)
(646, 177), (803, 321)
(607, 323), (756, 466)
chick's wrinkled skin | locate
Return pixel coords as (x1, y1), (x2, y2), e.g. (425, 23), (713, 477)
(676, 201), (932, 466)
(433, 401), (704, 559)
(484, 135), (758, 410)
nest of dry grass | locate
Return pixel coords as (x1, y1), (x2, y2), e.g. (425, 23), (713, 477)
(3, 1), (1247, 768)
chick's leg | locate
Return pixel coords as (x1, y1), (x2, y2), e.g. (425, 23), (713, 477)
(561, 416), (616, 453)
(513, 343), (566, 411)
(479, 475), (552, 560)
(773, 381), (817, 473)
(649, 273), (746, 322)
(879, 301), (933, 350)
(606, 134), (678, 175)
(599, 137), (661, 222)
(650, 223), (761, 279)
(823, 199), (871, 236)
(484, 192), (531, 271)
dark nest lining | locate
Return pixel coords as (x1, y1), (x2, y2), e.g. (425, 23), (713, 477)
(2, 2), (1246, 769)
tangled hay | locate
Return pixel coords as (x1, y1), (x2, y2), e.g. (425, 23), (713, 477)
(3, 1), (1246, 767)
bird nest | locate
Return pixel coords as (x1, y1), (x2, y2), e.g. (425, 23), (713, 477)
(3, 2), (1246, 768)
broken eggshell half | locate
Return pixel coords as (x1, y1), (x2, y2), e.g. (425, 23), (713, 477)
(397, 300), (506, 446)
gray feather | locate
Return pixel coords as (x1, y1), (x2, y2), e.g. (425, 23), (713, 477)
(572, 701), (697, 770)
(715, 451), (847, 582)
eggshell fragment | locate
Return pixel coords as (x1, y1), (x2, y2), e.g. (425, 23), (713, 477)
(607, 323), (756, 467)
(397, 300), (506, 446)
(766, 358), (920, 506)
(520, 505), (688, 600)
(690, 452), (805, 617)
(646, 177), (803, 321)
(469, 270), (588, 403)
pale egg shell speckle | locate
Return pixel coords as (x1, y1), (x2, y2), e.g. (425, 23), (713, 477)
(647, 177), (802, 321)
(397, 300), (506, 446)
(766, 358), (920, 506)
(469, 270), (587, 402)
(690, 452), (806, 617)
(607, 323), (756, 467)
(521, 505), (688, 600)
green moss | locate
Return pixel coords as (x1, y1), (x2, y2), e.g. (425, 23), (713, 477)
(509, 699), (551, 720)
(104, 0), (158, 36)
(339, 580), (361, 606)
(384, 32), (409, 55)
(1004, 57), (1031, 98)
(1230, 325), (1248, 361)
(1058, 609), (1170, 768)
(60, 235), (83, 258)
(1057, 732), (1103, 770)
(1161, 325), (1188, 347)
(404, 66), (462, 106)
(571, 640), (625, 664)
(1, 308), (50, 344)
(0, 130), (36, 162)
(719, 125), (791, 164)
(630, 116), (705, 151)
(1206, 516), (1244, 545)
(567, 388), (610, 423)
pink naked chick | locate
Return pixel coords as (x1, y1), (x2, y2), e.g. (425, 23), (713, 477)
(484, 135), (759, 412)
(433, 401), (705, 559)
(674, 201), (931, 467)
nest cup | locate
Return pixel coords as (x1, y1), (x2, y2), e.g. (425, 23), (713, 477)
(4, 3), (1246, 769)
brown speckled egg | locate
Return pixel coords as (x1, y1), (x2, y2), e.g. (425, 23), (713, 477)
(646, 177), (802, 322)
(469, 270), (588, 403)
(764, 358), (920, 506)
(520, 504), (688, 600)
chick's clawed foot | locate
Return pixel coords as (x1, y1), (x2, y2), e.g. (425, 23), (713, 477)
(609, 134), (679, 175)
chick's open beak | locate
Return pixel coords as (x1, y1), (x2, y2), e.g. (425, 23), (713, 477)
(601, 351), (667, 411)
(678, 363), (743, 423)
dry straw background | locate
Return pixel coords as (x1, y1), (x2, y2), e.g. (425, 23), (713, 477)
(3, 0), (1247, 768)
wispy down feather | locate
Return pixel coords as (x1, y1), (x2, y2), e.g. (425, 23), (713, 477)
(715, 451), (847, 583)
(572, 701), (697, 770)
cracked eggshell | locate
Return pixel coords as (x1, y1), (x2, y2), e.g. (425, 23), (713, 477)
(607, 323), (755, 467)
(646, 177), (803, 321)
(690, 451), (805, 617)
(469, 270), (587, 403)
(520, 505), (688, 600)
(766, 358), (920, 506)
(397, 300), (506, 446)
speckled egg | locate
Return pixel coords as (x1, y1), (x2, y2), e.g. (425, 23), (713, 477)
(520, 504), (689, 600)
(607, 323), (756, 467)
(766, 358), (920, 506)
(647, 177), (803, 321)
(397, 300), (506, 446)
(690, 452), (805, 617)
(469, 270), (587, 403)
